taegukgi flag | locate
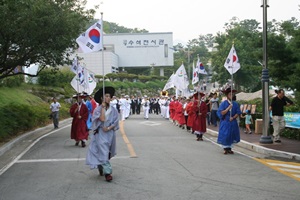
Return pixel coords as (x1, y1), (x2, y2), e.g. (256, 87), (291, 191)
(192, 61), (199, 85)
(224, 46), (241, 75)
(76, 19), (103, 53)
(196, 56), (207, 75)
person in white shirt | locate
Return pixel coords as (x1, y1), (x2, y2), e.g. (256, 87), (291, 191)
(141, 96), (150, 120)
(110, 96), (118, 109)
(118, 95), (127, 121)
(50, 97), (61, 129)
(125, 95), (131, 119)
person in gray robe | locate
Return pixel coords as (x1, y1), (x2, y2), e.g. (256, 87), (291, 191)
(86, 86), (119, 182)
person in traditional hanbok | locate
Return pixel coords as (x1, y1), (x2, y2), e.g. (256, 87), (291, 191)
(86, 86), (119, 182)
(186, 96), (195, 133)
(217, 87), (241, 154)
(169, 96), (176, 123)
(70, 94), (89, 147)
(176, 98), (186, 128)
(192, 92), (207, 141)
(82, 93), (93, 131)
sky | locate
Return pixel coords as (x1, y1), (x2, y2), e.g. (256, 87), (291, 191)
(86, 0), (300, 45)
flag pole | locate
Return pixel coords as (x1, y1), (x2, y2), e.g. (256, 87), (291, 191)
(76, 56), (80, 103)
(100, 12), (105, 98)
(230, 43), (235, 118)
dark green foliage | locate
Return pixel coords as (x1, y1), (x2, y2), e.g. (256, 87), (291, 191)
(0, 76), (24, 87)
(37, 68), (74, 87)
(0, 0), (94, 79)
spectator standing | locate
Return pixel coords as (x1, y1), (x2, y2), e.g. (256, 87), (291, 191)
(241, 110), (253, 134)
(210, 93), (219, 127)
(269, 89), (294, 143)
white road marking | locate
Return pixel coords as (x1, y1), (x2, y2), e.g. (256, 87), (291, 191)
(15, 156), (131, 163)
(140, 121), (161, 126)
(0, 125), (70, 176)
(267, 163), (300, 169)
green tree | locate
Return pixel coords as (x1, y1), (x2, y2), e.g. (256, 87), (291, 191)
(211, 18), (262, 91)
(0, 0), (95, 79)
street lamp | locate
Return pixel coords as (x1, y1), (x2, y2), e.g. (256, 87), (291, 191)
(260, 0), (273, 144)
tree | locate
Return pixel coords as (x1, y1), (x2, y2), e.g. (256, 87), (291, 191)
(0, 0), (95, 80)
(211, 18), (262, 91)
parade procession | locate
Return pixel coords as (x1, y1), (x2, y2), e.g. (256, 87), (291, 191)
(2, 1), (300, 199)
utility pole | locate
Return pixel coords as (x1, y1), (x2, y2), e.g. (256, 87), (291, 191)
(260, 0), (273, 144)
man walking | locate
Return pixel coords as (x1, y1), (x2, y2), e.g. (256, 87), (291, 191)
(50, 97), (61, 129)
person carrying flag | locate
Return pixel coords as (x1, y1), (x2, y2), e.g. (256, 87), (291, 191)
(217, 87), (242, 154)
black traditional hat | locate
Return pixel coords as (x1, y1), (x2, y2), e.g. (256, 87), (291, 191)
(221, 87), (237, 95)
(94, 86), (115, 104)
(193, 92), (205, 100)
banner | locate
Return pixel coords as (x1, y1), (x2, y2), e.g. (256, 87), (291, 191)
(163, 73), (175, 91)
(270, 112), (300, 129)
(174, 64), (189, 91)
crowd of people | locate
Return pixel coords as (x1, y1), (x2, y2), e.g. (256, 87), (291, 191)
(49, 85), (293, 182)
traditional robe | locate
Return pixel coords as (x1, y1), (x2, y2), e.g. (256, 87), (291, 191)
(217, 100), (241, 147)
(85, 100), (93, 130)
(70, 102), (89, 141)
(186, 101), (195, 128)
(86, 105), (119, 175)
(176, 102), (186, 125)
(169, 100), (176, 120)
(192, 100), (207, 133)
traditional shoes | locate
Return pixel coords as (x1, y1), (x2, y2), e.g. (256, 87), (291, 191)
(223, 148), (234, 155)
(81, 141), (86, 147)
(75, 141), (86, 147)
(105, 174), (113, 182)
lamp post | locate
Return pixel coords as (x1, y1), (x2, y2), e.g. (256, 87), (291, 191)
(260, 0), (273, 144)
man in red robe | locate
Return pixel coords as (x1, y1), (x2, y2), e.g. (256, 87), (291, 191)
(192, 92), (207, 141)
(169, 96), (177, 123)
(70, 94), (89, 147)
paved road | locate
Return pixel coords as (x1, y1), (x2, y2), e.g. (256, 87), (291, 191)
(0, 114), (300, 200)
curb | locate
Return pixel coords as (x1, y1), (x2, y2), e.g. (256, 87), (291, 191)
(206, 128), (300, 161)
(0, 118), (72, 157)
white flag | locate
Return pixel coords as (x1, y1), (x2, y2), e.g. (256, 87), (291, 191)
(174, 64), (189, 91)
(224, 46), (241, 75)
(71, 68), (97, 95)
(83, 68), (97, 94)
(196, 57), (207, 75)
(76, 19), (103, 53)
(70, 57), (79, 74)
(163, 73), (175, 91)
(192, 61), (199, 85)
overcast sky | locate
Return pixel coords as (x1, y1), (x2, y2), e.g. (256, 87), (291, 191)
(86, 0), (300, 45)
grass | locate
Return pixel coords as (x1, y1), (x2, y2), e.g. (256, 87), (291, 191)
(0, 85), (71, 144)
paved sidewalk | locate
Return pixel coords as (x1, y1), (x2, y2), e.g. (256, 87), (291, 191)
(206, 124), (300, 161)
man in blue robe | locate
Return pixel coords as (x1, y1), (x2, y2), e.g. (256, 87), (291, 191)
(217, 87), (241, 154)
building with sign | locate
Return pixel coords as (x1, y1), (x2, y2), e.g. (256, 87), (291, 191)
(71, 32), (174, 76)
